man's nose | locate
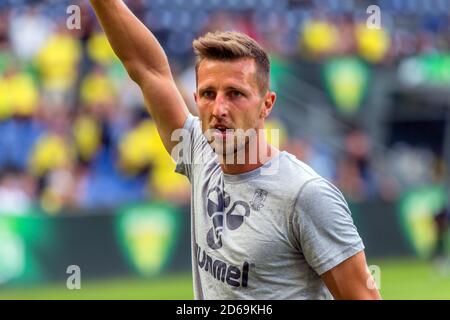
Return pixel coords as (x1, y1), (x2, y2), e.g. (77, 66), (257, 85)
(212, 94), (227, 118)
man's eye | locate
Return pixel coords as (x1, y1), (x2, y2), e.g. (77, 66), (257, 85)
(230, 91), (243, 98)
(202, 91), (215, 98)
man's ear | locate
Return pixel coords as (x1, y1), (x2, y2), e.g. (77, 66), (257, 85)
(194, 92), (198, 104)
(260, 91), (276, 118)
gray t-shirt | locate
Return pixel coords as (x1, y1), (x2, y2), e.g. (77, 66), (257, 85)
(174, 115), (365, 300)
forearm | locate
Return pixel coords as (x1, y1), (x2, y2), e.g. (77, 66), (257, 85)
(89, 0), (171, 82)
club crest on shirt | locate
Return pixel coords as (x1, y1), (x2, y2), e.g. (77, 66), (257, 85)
(250, 189), (268, 211)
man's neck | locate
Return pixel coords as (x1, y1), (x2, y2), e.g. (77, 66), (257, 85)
(219, 142), (280, 175)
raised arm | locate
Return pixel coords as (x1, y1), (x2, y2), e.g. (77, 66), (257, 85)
(89, 0), (189, 152)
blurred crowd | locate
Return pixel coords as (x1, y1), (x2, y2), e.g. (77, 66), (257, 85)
(0, 0), (449, 214)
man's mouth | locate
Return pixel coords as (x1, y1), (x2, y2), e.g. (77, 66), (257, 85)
(215, 125), (227, 132)
(211, 125), (234, 139)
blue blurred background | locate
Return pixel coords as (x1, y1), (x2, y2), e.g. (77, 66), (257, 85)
(0, 0), (449, 299)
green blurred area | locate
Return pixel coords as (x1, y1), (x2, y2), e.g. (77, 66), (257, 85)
(369, 259), (450, 300)
(0, 273), (194, 300)
(1, 258), (450, 300)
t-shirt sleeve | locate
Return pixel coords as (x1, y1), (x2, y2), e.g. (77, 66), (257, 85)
(292, 177), (365, 276)
(173, 114), (208, 180)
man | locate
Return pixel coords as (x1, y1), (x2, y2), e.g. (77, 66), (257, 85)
(90, 0), (381, 300)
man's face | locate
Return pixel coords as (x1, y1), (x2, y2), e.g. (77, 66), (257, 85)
(195, 58), (275, 157)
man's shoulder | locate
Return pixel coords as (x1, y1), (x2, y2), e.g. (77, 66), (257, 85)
(278, 151), (322, 184)
(277, 151), (340, 201)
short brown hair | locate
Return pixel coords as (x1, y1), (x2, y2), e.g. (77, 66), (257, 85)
(193, 31), (270, 95)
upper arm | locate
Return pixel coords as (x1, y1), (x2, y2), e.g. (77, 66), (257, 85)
(137, 72), (190, 154)
(294, 178), (365, 275)
(89, 0), (190, 154)
(320, 251), (381, 300)
(292, 178), (379, 299)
